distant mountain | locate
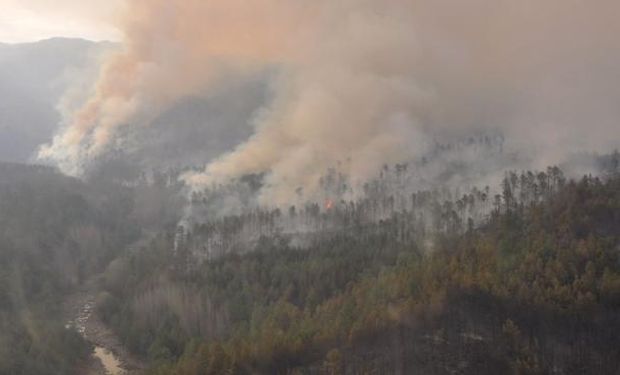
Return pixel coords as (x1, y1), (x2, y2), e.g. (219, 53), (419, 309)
(0, 38), (112, 163)
(124, 72), (271, 169)
(0, 38), (271, 172)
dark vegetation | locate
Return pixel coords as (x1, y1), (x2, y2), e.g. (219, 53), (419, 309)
(0, 162), (170, 374)
(0, 150), (618, 374)
(93, 157), (620, 374)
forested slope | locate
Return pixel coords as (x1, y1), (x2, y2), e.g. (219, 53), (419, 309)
(2, 160), (618, 374)
(97, 167), (620, 374)
(0, 163), (139, 374)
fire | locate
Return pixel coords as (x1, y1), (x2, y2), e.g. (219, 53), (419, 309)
(325, 199), (334, 210)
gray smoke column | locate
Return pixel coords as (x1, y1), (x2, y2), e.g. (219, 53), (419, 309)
(40, 0), (620, 202)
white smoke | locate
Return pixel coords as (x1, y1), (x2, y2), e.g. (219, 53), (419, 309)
(39, 0), (620, 202)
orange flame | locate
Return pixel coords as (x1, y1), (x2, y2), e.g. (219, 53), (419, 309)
(325, 199), (334, 210)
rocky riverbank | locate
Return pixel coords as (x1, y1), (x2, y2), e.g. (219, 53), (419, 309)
(64, 278), (144, 375)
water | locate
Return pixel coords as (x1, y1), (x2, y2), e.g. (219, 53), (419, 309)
(93, 346), (124, 375)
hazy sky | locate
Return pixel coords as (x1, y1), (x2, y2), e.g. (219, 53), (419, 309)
(0, 0), (122, 43)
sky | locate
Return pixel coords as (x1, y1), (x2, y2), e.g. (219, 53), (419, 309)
(0, 0), (122, 43)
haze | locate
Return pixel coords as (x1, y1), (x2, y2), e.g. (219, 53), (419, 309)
(0, 0), (121, 43)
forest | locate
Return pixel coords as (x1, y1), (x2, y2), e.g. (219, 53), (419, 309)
(0, 163), (139, 374)
(0, 150), (619, 374)
(89, 153), (620, 374)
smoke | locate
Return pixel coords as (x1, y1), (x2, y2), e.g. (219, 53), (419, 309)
(38, 0), (305, 174)
(40, 0), (620, 201)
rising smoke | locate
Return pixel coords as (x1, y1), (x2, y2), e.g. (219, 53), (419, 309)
(39, 0), (620, 203)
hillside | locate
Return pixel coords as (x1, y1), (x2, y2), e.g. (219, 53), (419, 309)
(0, 38), (268, 171)
(0, 162), (140, 374)
(93, 166), (620, 374)
(0, 38), (111, 163)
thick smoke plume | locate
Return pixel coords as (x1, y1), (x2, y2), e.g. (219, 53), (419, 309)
(40, 0), (620, 202)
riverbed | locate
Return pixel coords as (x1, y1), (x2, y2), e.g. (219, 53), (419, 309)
(63, 279), (143, 375)
(93, 346), (124, 375)
(70, 297), (127, 374)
